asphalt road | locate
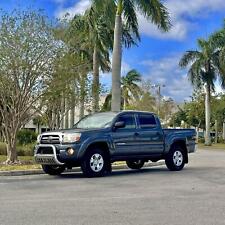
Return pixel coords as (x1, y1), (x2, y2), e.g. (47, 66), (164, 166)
(1, 149), (225, 225)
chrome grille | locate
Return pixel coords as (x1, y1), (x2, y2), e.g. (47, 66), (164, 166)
(40, 135), (60, 144)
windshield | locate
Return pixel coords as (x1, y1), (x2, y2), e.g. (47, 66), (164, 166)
(74, 112), (117, 129)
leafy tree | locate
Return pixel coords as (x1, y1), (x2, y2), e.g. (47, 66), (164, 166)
(94, 0), (171, 111)
(0, 10), (60, 164)
(126, 80), (156, 112)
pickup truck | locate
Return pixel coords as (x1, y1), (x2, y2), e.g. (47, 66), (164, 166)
(34, 111), (197, 177)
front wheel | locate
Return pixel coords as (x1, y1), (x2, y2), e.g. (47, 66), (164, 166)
(42, 165), (65, 175)
(165, 146), (185, 171)
(81, 148), (109, 177)
(126, 160), (145, 170)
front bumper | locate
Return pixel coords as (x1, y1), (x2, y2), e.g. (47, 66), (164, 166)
(34, 144), (64, 165)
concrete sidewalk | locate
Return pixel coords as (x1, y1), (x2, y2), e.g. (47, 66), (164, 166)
(0, 161), (165, 176)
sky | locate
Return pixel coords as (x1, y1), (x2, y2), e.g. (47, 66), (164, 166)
(0, 0), (225, 103)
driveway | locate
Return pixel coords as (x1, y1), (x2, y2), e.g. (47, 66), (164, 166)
(0, 149), (225, 225)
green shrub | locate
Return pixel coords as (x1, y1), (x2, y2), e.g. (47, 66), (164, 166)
(17, 129), (37, 145)
(16, 143), (36, 156)
(0, 142), (35, 156)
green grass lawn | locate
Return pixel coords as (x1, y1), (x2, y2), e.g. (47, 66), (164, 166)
(0, 155), (41, 171)
(198, 143), (225, 150)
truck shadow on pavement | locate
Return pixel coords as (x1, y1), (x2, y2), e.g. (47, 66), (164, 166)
(58, 166), (178, 179)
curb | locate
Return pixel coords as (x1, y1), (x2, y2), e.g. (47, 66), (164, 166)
(0, 161), (165, 176)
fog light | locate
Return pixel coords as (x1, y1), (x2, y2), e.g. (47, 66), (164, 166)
(67, 148), (75, 156)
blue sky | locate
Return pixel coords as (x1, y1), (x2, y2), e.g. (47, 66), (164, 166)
(1, 0), (225, 102)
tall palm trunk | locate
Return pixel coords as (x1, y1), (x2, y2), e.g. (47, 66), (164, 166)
(205, 83), (211, 145)
(92, 46), (100, 112)
(111, 2), (123, 112)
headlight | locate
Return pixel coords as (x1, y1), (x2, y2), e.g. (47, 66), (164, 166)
(63, 133), (81, 143)
(37, 135), (41, 144)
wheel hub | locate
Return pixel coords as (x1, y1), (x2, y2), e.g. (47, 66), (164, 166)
(90, 153), (104, 172)
(173, 150), (183, 166)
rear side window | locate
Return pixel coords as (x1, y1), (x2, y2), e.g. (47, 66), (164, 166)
(138, 114), (156, 128)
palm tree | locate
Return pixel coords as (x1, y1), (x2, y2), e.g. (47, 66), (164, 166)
(121, 69), (141, 110)
(179, 38), (224, 145)
(70, 3), (138, 113)
(70, 6), (112, 113)
(209, 22), (225, 79)
(101, 69), (142, 111)
(94, 0), (171, 111)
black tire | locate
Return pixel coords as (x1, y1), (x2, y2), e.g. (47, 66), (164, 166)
(42, 165), (65, 175)
(81, 148), (109, 177)
(165, 145), (185, 171)
(126, 160), (145, 170)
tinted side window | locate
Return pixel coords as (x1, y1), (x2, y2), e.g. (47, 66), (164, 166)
(117, 115), (136, 129)
(139, 114), (156, 128)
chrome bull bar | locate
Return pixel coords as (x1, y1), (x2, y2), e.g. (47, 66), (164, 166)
(34, 144), (64, 165)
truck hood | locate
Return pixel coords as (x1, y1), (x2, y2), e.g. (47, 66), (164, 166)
(42, 127), (107, 135)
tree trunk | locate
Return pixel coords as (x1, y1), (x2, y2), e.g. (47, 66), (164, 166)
(56, 110), (60, 130)
(70, 93), (75, 128)
(60, 96), (65, 129)
(92, 46), (100, 112)
(111, 13), (122, 112)
(4, 129), (19, 164)
(123, 89), (128, 110)
(64, 98), (69, 129)
(205, 83), (211, 146)
(51, 109), (56, 130)
(79, 74), (86, 120)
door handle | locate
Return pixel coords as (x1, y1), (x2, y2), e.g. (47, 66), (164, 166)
(134, 132), (140, 136)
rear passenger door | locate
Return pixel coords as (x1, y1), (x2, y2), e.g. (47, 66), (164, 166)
(136, 113), (164, 155)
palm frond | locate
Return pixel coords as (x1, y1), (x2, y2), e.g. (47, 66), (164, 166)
(135, 0), (171, 32)
(123, 0), (140, 41)
(179, 51), (201, 68)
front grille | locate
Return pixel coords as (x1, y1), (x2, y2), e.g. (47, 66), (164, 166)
(37, 146), (54, 155)
(40, 135), (60, 144)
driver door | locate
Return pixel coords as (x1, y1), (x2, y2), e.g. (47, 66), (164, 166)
(111, 114), (138, 157)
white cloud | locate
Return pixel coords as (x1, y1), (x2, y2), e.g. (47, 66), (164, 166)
(141, 54), (193, 102)
(55, 0), (225, 38)
(138, 0), (225, 40)
(56, 0), (91, 19)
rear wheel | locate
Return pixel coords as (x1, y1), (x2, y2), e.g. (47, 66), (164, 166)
(42, 165), (65, 175)
(126, 160), (145, 170)
(81, 148), (109, 177)
(165, 145), (185, 171)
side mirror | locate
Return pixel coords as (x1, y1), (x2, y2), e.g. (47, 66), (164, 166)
(114, 121), (125, 129)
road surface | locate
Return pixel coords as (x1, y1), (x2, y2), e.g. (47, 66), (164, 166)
(0, 149), (225, 225)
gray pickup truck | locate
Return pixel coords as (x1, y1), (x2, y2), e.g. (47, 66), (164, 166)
(34, 111), (197, 177)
